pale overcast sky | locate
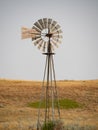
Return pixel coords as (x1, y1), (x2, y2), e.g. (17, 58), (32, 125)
(0, 0), (98, 80)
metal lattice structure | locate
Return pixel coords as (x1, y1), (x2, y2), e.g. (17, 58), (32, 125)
(21, 18), (63, 130)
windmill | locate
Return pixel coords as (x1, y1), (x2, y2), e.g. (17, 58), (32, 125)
(21, 18), (63, 130)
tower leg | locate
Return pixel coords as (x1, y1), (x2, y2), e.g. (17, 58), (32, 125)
(37, 55), (48, 130)
(51, 56), (60, 119)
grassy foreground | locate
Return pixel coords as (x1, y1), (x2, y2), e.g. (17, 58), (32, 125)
(0, 79), (98, 130)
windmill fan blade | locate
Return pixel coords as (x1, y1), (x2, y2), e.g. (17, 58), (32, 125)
(51, 40), (58, 48)
(32, 26), (41, 33)
(52, 29), (62, 34)
(34, 22), (42, 31)
(53, 35), (63, 39)
(42, 42), (46, 52)
(33, 38), (42, 46)
(52, 37), (62, 44)
(48, 18), (52, 29)
(37, 22), (43, 30)
(51, 24), (61, 32)
(43, 18), (48, 29)
(50, 21), (57, 31)
(58, 35), (63, 38)
(38, 19), (45, 29)
(38, 41), (43, 50)
(32, 35), (41, 41)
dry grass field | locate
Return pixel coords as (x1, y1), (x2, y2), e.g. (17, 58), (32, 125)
(0, 79), (98, 130)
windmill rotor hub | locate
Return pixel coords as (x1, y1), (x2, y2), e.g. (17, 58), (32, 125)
(46, 33), (53, 38)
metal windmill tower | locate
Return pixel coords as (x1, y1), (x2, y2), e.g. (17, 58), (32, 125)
(21, 18), (63, 130)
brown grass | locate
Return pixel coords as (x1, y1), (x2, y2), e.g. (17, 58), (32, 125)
(0, 79), (98, 130)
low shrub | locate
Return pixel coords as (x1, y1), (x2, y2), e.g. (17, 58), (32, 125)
(41, 120), (64, 130)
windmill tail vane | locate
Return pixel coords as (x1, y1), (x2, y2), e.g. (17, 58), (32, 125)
(21, 27), (40, 39)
